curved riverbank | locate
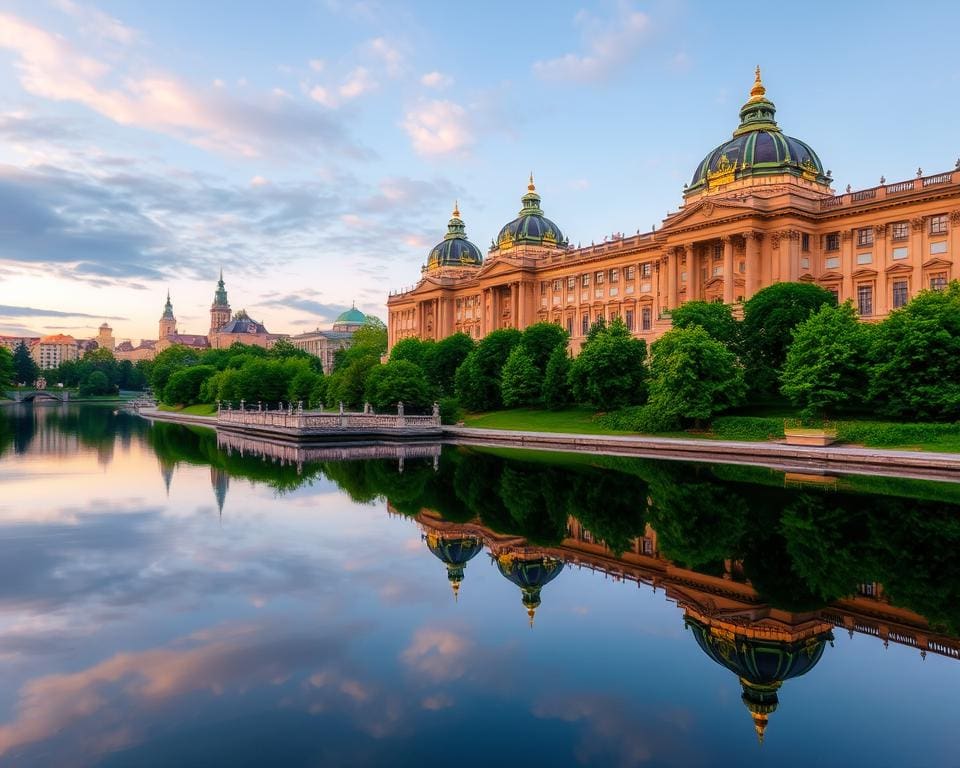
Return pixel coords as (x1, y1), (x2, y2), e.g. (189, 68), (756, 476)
(443, 426), (960, 483)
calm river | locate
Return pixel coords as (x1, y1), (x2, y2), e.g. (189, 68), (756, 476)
(0, 404), (958, 767)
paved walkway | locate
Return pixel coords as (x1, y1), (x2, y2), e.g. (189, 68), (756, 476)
(443, 426), (960, 483)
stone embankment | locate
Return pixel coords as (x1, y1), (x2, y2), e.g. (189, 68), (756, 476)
(443, 427), (960, 483)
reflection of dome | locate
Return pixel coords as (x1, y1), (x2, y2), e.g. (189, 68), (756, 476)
(492, 175), (568, 252)
(495, 552), (564, 627)
(425, 532), (484, 600)
(425, 203), (483, 271)
(686, 616), (832, 743)
(686, 68), (829, 197)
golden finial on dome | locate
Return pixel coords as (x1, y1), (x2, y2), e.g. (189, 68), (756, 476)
(451, 580), (461, 601)
(749, 65), (766, 102)
(528, 172), (535, 192)
(751, 711), (768, 745)
(452, 199), (460, 218)
(527, 605), (536, 628)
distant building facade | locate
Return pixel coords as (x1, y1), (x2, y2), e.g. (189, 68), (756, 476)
(31, 334), (78, 369)
(388, 69), (960, 352)
(290, 306), (375, 373)
(96, 323), (115, 352)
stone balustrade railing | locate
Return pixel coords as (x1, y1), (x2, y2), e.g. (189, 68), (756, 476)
(217, 402), (440, 431)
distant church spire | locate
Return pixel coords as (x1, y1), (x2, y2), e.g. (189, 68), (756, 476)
(210, 270), (231, 334)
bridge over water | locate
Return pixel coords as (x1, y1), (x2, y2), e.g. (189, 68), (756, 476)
(6, 389), (69, 403)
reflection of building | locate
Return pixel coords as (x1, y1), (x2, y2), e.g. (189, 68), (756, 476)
(211, 467), (229, 516)
(289, 305), (378, 374)
(388, 68), (960, 352)
(494, 552), (564, 627)
(31, 334), (78, 369)
(425, 532), (483, 600)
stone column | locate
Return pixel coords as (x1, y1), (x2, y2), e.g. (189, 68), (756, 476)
(786, 230), (800, 281)
(684, 244), (697, 302)
(874, 224), (888, 318)
(911, 216), (925, 296)
(722, 236), (735, 304)
(745, 231), (762, 298)
(841, 230), (854, 302)
(666, 251), (678, 311)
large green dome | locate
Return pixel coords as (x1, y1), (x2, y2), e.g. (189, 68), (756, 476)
(493, 176), (568, 251)
(687, 68), (829, 196)
(425, 203), (483, 270)
(336, 306), (367, 324)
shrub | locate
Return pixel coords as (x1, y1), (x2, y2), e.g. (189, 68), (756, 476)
(596, 404), (680, 433)
(501, 346), (541, 408)
(364, 360), (432, 411)
(438, 397), (462, 425)
(541, 346), (572, 410)
(568, 318), (647, 409)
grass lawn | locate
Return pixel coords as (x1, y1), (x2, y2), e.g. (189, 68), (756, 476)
(460, 407), (960, 453)
(461, 407), (633, 435)
(157, 403), (218, 416)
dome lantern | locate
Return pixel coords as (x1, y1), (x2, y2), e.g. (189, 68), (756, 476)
(492, 175), (568, 252)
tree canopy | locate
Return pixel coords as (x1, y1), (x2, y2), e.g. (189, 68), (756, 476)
(568, 318), (647, 409)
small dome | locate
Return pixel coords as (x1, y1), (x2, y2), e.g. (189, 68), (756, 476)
(425, 202), (483, 270)
(426, 532), (484, 600)
(492, 175), (567, 252)
(336, 306), (368, 324)
(687, 68), (828, 196)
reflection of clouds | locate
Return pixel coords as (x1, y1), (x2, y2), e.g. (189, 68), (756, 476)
(421, 693), (454, 710)
(0, 622), (353, 766)
(533, 694), (701, 768)
(400, 628), (473, 682)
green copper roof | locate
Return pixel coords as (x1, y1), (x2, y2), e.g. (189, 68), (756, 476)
(213, 269), (229, 307)
(161, 291), (175, 319)
(336, 306), (367, 324)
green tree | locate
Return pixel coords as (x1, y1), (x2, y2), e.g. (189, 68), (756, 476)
(288, 368), (323, 406)
(389, 337), (434, 368)
(149, 345), (203, 396)
(163, 365), (217, 405)
(741, 282), (836, 396)
(364, 360), (432, 411)
(868, 282), (960, 420)
(541, 345), (572, 410)
(427, 332), (474, 397)
(12, 342), (37, 385)
(79, 370), (114, 396)
(500, 346), (541, 408)
(0, 346), (13, 390)
(454, 328), (522, 411)
(670, 300), (739, 347)
(781, 301), (870, 418)
(520, 322), (569, 376)
(648, 326), (745, 426)
(568, 318), (647, 409)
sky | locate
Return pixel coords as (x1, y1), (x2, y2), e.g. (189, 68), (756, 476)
(1, 0), (959, 342)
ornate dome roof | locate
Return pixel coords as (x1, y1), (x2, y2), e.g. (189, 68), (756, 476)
(686, 616), (833, 743)
(687, 68), (829, 196)
(495, 552), (564, 626)
(426, 532), (484, 600)
(426, 203), (483, 271)
(492, 175), (568, 252)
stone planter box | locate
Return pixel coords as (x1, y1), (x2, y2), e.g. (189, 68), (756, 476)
(784, 427), (838, 447)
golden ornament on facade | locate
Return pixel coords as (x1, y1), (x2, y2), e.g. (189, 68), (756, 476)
(707, 154), (737, 187)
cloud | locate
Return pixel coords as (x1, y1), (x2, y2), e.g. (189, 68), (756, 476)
(257, 293), (350, 320)
(0, 305), (127, 320)
(420, 71), (453, 89)
(400, 628), (472, 682)
(364, 37), (404, 77)
(339, 66), (378, 100)
(0, 13), (362, 159)
(533, 5), (651, 83)
(0, 112), (81, 143)
(401, 100), (473, 157)
(308, 58), (325, 72)
(53, 0), (139, 45)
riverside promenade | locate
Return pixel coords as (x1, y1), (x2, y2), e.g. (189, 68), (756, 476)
(138, 403), (443, 442)
(443, 427), (960, 483)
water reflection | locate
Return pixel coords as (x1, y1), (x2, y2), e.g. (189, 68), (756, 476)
(1, 404), (959, 766)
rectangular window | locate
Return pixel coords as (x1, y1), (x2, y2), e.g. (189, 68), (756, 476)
(609, 268), (619, 283)
(931, 273), (948, 291)
(857, 253), (873, 265)
(713, 243), (723, 261)
(567, 276), (576, 290)
(857, 227), (874, 247)
(581, 314), (589, 335)
(641, 262), (652, 277)
(553, 279), (562, 292)
(800, 257), (810, 269)
(625, 283), (635, 294)
(825, 256), (840, 270)
(857, 284), (873, 316)
(801, 233), (810, 252)
(625, 309), (635, 331)
(892, 280), (908, 308)
(641, 307), (652, 331)
(595, 271), (604, 285)
(641, 282), (652, 293)
(713, 265), (722, 276)
(930, 214), (948, 235)
(825, 233), (840, 251)
(540, 281), (547, 295)
(566, 317), (574, 336)
(892, 222), (909, 241)
(582, 274), (590, 287)
(930, 241), (948, 255)
(625, 265), (636, 280)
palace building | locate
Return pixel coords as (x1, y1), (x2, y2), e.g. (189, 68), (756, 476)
(387, 69), (960, 351)
(289, 304), (378, 374)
